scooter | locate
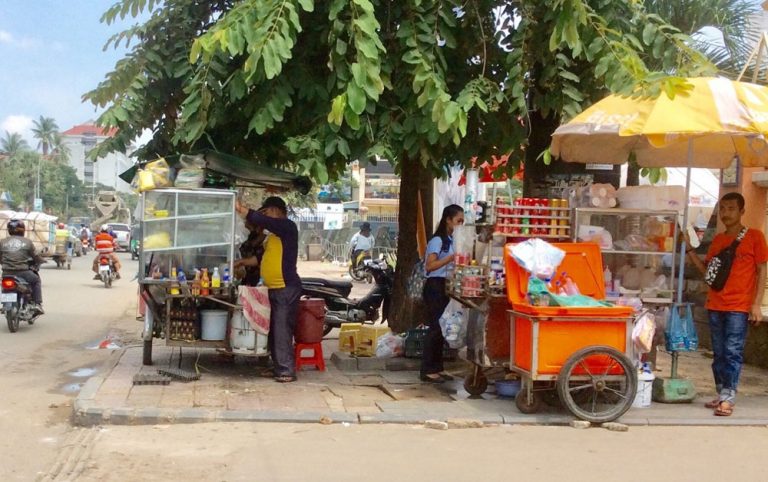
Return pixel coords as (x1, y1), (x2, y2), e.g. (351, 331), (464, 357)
(302, 256), (394, 336)
(97, 255), (118, 288)
(1, 273), (41, 332)
(81, 238), (90, 255)
(348, 250), (372, 282)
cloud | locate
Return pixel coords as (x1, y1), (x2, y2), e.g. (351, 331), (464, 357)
(1, 115), (34, 143)
(0, 29), (40, 49)
(0, 30), (12, 44)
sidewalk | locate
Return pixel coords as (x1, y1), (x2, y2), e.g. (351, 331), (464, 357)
(73, 338), (768, 427)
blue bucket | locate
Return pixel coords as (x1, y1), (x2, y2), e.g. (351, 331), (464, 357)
(495, 379), (521, 398)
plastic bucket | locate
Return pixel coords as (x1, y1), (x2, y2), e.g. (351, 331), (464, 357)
(632, 371), (655, 408)
(200, 310), (228, 341)
(229, 311), (255, 350)
(295, 298), (326, 343)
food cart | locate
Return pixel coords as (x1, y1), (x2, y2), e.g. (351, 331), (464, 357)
(121, 150), (311, 366)
(505, 243), (637, 423)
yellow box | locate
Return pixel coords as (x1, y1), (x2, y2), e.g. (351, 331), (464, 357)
(338, 323), (363, 353)
(355, 326), (390, 357)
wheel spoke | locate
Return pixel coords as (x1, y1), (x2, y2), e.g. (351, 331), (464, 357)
(578, 360), (594, 379)
(601, 355), (618, 377)
(602, 385), (629, 400)
(568, 383), (592, 393)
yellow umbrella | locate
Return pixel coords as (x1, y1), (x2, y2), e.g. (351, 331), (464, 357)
(551, 77), (768, 169)
(551, 76), (768, 305)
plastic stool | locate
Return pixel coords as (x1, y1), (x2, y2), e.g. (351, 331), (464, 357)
(295, 342), (325, 371)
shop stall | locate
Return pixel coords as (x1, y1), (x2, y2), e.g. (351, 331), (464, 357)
(121, 150), (311, 366)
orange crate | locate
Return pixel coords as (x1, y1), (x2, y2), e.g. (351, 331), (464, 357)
(505, 242), (633, 377)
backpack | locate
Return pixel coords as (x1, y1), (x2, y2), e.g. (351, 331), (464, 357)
(406, 258), (427, 300)
(704, 228), (747, 291)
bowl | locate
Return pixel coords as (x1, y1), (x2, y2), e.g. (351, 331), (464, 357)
(495, 379), (521, 398)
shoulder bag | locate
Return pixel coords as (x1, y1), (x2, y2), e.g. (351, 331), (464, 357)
(704, 227), (747, 291)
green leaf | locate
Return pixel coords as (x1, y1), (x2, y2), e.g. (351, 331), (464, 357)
(344, 108), (361, 129)
(346, 82), (366, 115)
(189, 40), (202, 63)
(297, 0), (314, 12)
(327, 93), (346, 126)
(642, 23), (656, 46)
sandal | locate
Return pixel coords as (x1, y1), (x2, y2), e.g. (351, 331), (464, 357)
(259, 368), (275, 378)
(274, 375), (297, 383)
(714, 401), (734, 416)
(704, 398), (720, 409)
(420, 374), (444, 384)
(439, 373), (455, 381)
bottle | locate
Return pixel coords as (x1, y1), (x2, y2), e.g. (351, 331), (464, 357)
(603, 266), (612, 293)
(169, 267), (180, 295)
(200, 268), (210, 296)
(177, 268), (187, 284)
(211, 267), (221, 289)
(191, 269), (201, 297)
(222, 267), (230, 286)
(562, 273), (579, 295)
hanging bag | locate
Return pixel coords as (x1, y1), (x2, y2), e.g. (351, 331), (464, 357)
(665, 303), (698, 352)
(406, 258), (427, 300)
(704, 228), (747, 291)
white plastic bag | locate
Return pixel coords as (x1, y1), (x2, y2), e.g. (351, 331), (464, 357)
(439, 300), (467, 349)
(632, 310), (656, 354)
(375, 331), (405, 358)
(509, 239), (566, 280)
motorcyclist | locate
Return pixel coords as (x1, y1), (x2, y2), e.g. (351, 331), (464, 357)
(92, 225), (121, 279)
(349, 222), (375, 268)
(79, 224), (90, 245)
(55, 222), (70, 251)
(0, 219), (44, 314)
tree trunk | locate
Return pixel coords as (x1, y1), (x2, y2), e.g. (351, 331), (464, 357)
(388, 153), (431, 333)
(626, 161), (639, 186)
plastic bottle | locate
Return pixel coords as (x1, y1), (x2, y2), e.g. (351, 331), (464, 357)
(177, 268), (187, 284)
(200, 268), (210, 296)
(191, 269), (201, 296)
(563, 276), (580, 296)
(222, 267), (230, 286)
(211, 267), (221, 289)
(603, 266), (612, 293)
(169, 267), (180, 295)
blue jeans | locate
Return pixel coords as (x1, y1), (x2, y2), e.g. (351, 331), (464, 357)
(708, 310), (749, 404)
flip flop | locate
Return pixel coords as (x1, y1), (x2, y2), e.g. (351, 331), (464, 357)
(714, 401), (734, 416)
(274, 375), (297, 383)
(259, 368), (275, 378)
(704, 398), (720, 409)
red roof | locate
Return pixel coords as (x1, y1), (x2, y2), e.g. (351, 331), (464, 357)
(62, 124), (118, 138)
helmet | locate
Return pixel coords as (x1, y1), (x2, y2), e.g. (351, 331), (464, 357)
(7, 219), (25, 236)
(100, 224), (109, 232)
(361, 222), (371, 231)
(58, 223), (65, 229)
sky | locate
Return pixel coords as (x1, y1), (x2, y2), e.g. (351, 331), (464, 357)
(0, 1), (766, 149)
(0, 1), (148, 145)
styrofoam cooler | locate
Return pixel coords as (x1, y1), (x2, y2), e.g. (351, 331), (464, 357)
(229, 311), (268, 355)
(632, 370), (655, 408)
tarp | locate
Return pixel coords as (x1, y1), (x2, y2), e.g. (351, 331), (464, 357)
(0, 210), (57, 254)
(119, 149), (312, 194)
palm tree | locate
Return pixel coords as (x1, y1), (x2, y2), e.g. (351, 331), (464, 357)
(645, 0), (761, 79)
(0, 131), (30, 158)
(31, 116), (59, 156)
(50, 132), (71, 164)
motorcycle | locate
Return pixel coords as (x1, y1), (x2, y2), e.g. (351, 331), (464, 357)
(348, 250), (373, 282)
(97, 255), (118, 288)
(130, 238), (140, 260)
(302, 256), (394, 336)
(81, 238), (90, 255)
(1, 274), (41, 332)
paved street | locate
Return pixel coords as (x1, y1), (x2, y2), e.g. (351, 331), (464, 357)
(2, 256), (768, 481)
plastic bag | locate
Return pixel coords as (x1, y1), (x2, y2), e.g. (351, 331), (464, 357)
(509, 239), (565, 280)
(135, 158), (172, 192)
(439, 299), (467, 349)
(174, 168), (205, 188)
(632, 310), (656, 354)
(665, 303), (698, 352)
(375, 331), (405, 358)
(406, 258), (427, 300)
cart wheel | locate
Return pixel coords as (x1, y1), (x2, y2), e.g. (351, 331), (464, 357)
(463, 372), (488, 396)
(515, 389), (542, 414)
(142, 339), (153, 366)
(557, 345), (637, 424)
(542, 389), (561, 407)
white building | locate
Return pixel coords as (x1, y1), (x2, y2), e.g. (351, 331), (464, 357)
(61, 123), (134, 194)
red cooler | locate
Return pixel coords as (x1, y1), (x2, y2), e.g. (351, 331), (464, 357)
(295, 298), (326, 343)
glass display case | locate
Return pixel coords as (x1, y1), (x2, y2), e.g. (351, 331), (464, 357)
(572, 208), (678, 303)
(139, 188), (236, 282)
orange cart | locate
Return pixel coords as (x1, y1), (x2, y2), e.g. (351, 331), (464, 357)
(505, 243), (637, 423)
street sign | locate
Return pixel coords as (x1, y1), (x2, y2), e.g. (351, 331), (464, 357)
(33, 198), (43, 211)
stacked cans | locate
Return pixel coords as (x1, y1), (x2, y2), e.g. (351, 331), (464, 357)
(495, 197), (570, 237)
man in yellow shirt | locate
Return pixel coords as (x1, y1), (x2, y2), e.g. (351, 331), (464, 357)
(236, 197), (301, 383)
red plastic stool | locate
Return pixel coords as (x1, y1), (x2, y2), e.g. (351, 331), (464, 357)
(295, 342), (325, 371)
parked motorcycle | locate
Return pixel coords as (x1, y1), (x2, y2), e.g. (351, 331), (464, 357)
(1, 274), (41, 332)
(302, 256), (394, 336)
(348, 250), (373, 282)
(97, 255), (118, 288)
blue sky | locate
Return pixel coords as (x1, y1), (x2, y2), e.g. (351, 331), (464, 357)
(0, 1), (147, 144)
(0, 1), (765, 148)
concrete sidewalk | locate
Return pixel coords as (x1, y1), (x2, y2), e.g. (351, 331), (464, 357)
(73, 337), (768, 427)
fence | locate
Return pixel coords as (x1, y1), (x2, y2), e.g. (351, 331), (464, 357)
(319, 240), (397, 265)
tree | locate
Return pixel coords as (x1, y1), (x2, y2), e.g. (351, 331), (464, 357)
(1, 131), (30, 158)
(50, 132), (72, 164)
(31, 116), (60, 156)
(86, 0), (712, 330)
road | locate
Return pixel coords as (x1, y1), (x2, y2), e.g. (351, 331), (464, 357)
(0, 251), (139, 481)
(2, 255), (768, 481)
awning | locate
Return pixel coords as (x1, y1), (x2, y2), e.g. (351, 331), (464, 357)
(119, 149), (312, 195)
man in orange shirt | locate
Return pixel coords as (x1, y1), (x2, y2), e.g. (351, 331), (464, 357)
(92, 225), (122, 279)
(687, 192), (767, 417)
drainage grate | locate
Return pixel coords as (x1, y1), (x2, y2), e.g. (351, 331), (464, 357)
(132, 373), (172, 385)
(158, 368), (200, 382)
